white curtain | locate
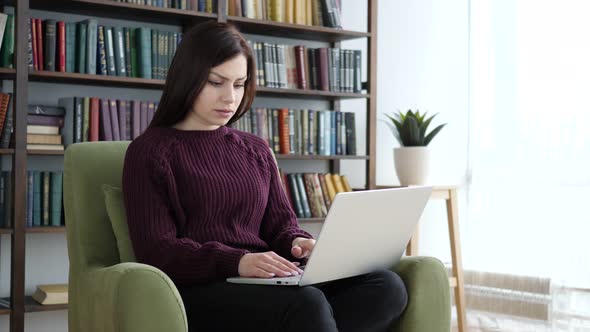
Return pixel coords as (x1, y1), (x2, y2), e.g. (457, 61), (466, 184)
(466, 0), (590, 330)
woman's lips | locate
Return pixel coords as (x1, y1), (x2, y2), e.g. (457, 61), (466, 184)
(215, 109), (234, 118)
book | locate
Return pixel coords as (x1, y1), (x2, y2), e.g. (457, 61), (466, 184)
(41, 172), (50, 225)
(65, 22), (76, 73)
(57, 21), (65, 72)
(84, 19), (98, 74)
(27, 144), (64, 151)
(317, 173), (332, 210)
(295, 173), (311, 218)
(341, 174), (352, 192)
(26, 172), (33, 227)
(26, 134), (62, 145)
(323, 172), (337, 201)
(0, 14), (14, 68)
(27, 105), (65, 116)
(0, 93), (11, 138)
(27, 115), (64, 127)
(27, 125), (59, 135)
(33, 171), (41, 226)
(75, 21), (87, 73)
(31, 284), (68, 305)
(332, 174), (345, 193)
(0, 13), (8, 56)
(50, 172), (63, 226)
(287, 173), (304, 218)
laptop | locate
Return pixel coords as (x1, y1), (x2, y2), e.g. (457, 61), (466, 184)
(226, 186), (433, 286)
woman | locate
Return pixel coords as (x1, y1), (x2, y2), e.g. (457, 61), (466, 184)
(122, 21), (407, 332)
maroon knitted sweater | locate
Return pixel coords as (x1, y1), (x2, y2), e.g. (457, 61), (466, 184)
(122, 125), (312, 286)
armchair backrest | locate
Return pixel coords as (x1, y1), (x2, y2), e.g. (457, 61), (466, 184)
(64, 141), (130, 273)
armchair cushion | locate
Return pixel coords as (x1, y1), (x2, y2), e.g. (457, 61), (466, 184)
(103, 184), (136, 262)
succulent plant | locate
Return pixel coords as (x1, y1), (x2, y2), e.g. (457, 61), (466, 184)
(384, 109), (446, 147)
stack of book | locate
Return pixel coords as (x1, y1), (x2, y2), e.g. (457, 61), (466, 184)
(27, 105), (66, 151)
(232, 108), (356, 156)
(248, 40), (362, 93)
(279, 171), (352, 219)
(28, 17), (182, 80)
(113, 0), (217, 13)
(227, 0), (342, 29)
(26, 171), (64, 228)
(0, 92), (12, 148)
(58, 97), (157, 145)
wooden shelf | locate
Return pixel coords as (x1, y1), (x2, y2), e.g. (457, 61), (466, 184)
(276, 154), (368, 160)
(24, 296), (67, 313)
(0, 148), (15, 155)
(0, 228), (13, 234)
(256, 86), (369, 99)
(27, 149), (65, 156)
(29, 71), (166, 90)
(227, 16), (370, 42)
(28, 71), (369, 99)
(30, 0), (217, 26)
(26, 227), (66, 234)
(0, 297), (11, 316)
(0, 67), (15, 80)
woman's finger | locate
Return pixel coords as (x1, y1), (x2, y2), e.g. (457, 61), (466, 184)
(269, 252), (302, 274)
(253, 267), (275, 278)
(262, 256), (298, 275)
(260, 262), (293, 277)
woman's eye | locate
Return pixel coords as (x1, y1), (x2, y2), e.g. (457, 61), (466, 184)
(208, 81), (222, 86)
(234, 84), (245, 88)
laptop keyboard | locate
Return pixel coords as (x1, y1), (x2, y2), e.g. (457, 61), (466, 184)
(271, 275), (301, 282)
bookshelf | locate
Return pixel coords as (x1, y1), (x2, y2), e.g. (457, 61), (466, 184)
(0, 67), (15, 80)
(25, 226), (66, 234)
(3, 0), (378, 331)
(0, 298), (11, 316)
(23, 296), (67, 313)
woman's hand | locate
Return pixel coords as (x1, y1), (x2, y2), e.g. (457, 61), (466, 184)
(238, 251), (304, 278)
(291, 237), (316, 259)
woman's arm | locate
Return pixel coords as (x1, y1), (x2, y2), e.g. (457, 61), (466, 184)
(122, 142), (248, 285)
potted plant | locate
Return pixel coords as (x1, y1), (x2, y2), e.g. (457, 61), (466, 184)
(383, 109), (446, 185)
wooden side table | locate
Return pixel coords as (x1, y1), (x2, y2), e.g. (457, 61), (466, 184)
(376, 185), (467, 332)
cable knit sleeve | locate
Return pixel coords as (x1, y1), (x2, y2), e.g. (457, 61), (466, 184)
(259, 148), (313, 260)
(122, 138), (249, 285)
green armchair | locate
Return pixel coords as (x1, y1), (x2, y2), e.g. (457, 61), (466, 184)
(64, 141), (451, 332)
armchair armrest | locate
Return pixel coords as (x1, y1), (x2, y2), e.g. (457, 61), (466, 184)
(390, 257), (451, 332)
(82, 262), (187, 332)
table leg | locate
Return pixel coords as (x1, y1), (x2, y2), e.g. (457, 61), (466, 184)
(405, 224), (420, 256)
(446, 188), (467, 332)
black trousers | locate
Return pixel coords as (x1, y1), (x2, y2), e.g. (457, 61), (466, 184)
(178, 269), (408, 332)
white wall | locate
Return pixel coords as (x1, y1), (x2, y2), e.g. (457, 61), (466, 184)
(373, 0), (470, 261)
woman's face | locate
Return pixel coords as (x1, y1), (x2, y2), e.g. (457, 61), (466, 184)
(188, 54), (248, 130)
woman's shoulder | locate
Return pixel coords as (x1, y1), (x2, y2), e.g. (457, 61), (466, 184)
(126, 127), (179, 164)
(226, 126), (272, 155)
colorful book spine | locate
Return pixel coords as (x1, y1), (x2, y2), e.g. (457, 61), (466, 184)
(50, 172), (63, 227)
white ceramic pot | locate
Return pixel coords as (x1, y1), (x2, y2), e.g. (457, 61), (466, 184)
(394, 147), (430, 186)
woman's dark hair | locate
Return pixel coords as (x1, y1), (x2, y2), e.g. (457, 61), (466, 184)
(149, 21), (256, 128)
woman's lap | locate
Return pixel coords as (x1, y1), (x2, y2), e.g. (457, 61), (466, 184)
(178, 269), (407, 332)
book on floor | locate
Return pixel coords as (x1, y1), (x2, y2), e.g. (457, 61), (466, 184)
(31, 283), (68, 305)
